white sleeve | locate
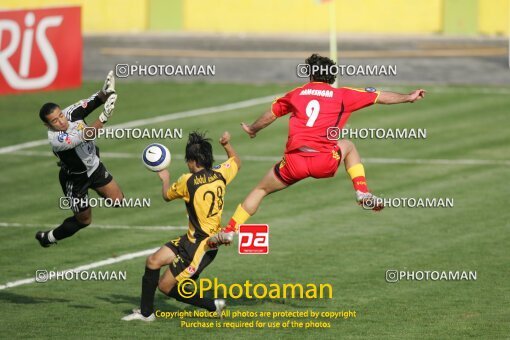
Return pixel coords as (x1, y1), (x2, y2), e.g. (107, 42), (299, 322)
(49, 130), (84, 152)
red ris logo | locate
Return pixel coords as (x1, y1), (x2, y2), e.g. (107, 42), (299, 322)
(238, 224), (269, 254)
(0, 7), (82, 95)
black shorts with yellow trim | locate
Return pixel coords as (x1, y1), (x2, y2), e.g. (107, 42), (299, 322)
(164, 234), (218, 281)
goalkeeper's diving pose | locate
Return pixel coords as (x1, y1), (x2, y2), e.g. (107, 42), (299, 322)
(36, 71), (123, 247)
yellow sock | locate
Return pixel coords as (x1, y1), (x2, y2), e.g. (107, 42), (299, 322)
(347, 163), (365, 179)
(226, 204), (251, 231)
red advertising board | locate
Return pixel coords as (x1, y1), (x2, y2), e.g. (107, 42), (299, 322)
(238, 224), (269, 254)
(0, 6), (81, 95)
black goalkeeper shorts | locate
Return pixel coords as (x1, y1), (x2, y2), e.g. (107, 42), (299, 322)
(59, 162), (113, 213)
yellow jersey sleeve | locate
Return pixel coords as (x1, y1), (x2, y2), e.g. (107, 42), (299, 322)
(214, 157), (238, 185)
(166, 174), (191, 202)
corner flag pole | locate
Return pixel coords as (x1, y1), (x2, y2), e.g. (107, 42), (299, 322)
(329, 0), (338, 87)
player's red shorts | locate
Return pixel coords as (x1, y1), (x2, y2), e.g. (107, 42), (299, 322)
(273, 147), (342, 185)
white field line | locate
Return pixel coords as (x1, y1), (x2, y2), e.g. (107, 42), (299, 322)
(9, 150), (510, 166)
(0, 222), (186, 231)
(0, 94), (278, 154)
(0, 247), (159, 290)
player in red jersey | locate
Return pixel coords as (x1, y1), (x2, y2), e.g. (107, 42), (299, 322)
(209, 54), (425, 246)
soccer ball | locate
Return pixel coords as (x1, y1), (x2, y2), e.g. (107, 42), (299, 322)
(142, 143), (171, 171)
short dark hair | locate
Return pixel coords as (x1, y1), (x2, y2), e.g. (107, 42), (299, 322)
(306, 53), (336, 84)
(185, 131), (214, 170)
(39, 102), (59, 123)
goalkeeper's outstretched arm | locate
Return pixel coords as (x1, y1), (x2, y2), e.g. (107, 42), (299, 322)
(66, 71), (116, 122)
(84, 94), (117, 139)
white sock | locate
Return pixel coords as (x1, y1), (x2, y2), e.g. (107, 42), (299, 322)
(47, 230), (57, 243)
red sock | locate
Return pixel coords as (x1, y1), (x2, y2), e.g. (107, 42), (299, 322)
(224, 219), (236, 233)
(352, 176), (369, 193)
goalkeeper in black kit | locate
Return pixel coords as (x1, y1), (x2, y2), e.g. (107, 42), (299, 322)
(36, 71), (124, 247)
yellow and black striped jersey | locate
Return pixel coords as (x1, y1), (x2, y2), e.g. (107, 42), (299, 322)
(166, 157), (238, 242)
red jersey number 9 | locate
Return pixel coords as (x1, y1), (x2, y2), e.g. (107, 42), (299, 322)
(305, 99), (320, 127)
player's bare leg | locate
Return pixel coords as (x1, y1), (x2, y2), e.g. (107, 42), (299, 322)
(242, 167), (288, 216)
(122, 246), (175, 321)
(36, 207), (92, 247)
(157, 268), (226, 317)
(147, 246), (176, 269)
(338, 139), (383, 211)
(208, 167), (288, 247)
(156, 267), (178, 294)
(94, 179), (124, 202)
(338, 139), (361, 169)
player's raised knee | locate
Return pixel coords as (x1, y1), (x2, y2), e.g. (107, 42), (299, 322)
(338, 139), (354, 151)
(146, 254), (161, 268)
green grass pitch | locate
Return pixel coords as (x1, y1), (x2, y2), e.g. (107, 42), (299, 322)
(0, 82), (508, 339)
